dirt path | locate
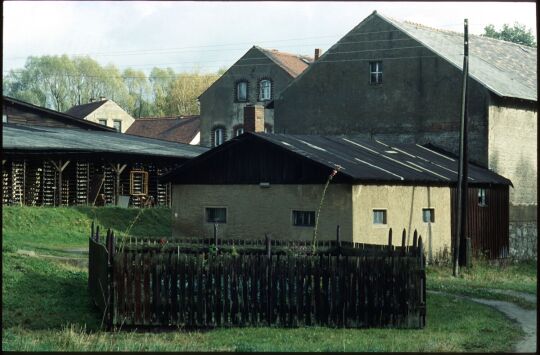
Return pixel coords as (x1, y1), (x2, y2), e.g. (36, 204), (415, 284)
(430, 290), (536, 353)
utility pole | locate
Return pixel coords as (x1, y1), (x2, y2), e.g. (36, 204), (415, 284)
(453, 19), (469, 277)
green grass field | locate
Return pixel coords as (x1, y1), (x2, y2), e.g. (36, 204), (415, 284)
(2, 206), (534, 351)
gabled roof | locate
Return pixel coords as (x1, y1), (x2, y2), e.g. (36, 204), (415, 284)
(377, 12), (537, 101)
(65, 99), (109, 118)
(256, 46), (313, 78)
(3, 123), (208, 159)
(126, 116), (200, 144)
(164, 132), (511, 186)
(2, 96), (115, 132)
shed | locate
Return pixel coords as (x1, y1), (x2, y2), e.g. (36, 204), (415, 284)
(163, 132), (511, 260)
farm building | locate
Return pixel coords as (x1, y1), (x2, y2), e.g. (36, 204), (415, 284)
(162, 132), (511, 260)
(2, 96), (207, 207)
(126, 115), (200, 145)
(273, 11), (537, 258)
(65, 97), (135, 132)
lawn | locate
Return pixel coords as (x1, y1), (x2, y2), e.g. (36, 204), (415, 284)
(1, 206), (532, 351)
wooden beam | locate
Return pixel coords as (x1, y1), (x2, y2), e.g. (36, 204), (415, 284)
(60, 160), (70, 172)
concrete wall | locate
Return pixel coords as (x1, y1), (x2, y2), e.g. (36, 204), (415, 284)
(84, 100), (135, 133)
(488, 98), (537, 259)
(274, 15), (490, 166)
(171, 184), (353, 241)
(199, 47), (293, 147)
(352, 185), (452, 261)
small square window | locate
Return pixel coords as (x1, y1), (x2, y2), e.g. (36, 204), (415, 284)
(422, 208), (435, 223)
(99, 119), (107, 126)
(206, 207), (227, 223)
(373, 209), (387, 224)
(293, 210), (315, 227)
(369, 61), (383, 84)
(113, 120), (122, 132)
(478, 188), (487, 207)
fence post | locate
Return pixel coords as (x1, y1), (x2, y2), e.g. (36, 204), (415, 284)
(388, 228), (393, 255)
(214, 223), (218, 251)
(105, 229), (115, 330)
(336, 225), (341, 255)
(418, 235), (426, 328)
(413, 230), (418, 249)
(96, 225), (100, 244)
(402, 229), (406, 255)
(91, 221), (95, 241)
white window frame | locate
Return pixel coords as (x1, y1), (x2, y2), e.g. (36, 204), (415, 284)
(2, 114), (7, 123)
(370, 61), (383, 84)
(234, 126), (244, 137)
(259, 79), (272, 101)
(236, 81), (248, 102)
(213, 127), (224, 147)
(373, 209), (387, 225)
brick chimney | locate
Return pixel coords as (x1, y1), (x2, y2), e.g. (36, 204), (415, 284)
(314, 48), (322, 61)
(243, 104), (265, 133)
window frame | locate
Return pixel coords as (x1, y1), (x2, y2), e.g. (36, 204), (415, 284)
(98, 119), (107, 126)
(235, 80), (248, 102)
(422, 208), (435, 223)
(264, 123), (273, 133)
(205, 207), (227, 224)
(129, 170), (149, 196)
(113, 120), (122, 132)
(212, 126), (226, 147)
(292, 210), (316, 227)
(259, 79), (272, 101)
(372, 209), (387, 225)
(369, 61), (383, 85)
(233, 125), (244, 137)
(478, 188), (487, 207)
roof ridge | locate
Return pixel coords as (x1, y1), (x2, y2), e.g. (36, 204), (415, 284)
(256, 46), (313, 60)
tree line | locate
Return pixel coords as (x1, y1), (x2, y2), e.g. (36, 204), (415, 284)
(2, 55), (225, 118)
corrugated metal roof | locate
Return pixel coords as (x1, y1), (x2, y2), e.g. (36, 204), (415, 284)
(377, 13), (537, 101)
(3, 124), (208, 158)
(255, 133), (511, 185)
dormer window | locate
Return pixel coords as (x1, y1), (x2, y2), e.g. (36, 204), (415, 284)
(369, 61), (383, 84)
(236, 81), (248, 102)
(259, 79), (272, 101)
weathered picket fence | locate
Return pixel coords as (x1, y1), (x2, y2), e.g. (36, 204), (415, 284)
(88, 225), (426, 330)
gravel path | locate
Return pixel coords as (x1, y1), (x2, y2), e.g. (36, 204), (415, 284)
(429, 290), (536, 353)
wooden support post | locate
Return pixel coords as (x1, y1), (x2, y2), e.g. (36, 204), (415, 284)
(109, 163), (127, 206)
(49, 160), (70, 206)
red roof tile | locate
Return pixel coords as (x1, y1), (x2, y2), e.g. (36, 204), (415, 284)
(125, 116), (200, 144)
(257, 46), (313, 77)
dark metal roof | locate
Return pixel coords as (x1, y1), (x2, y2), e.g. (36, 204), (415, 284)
(3, 123), (208, 159)
(64, 99), (109, 118)
(255, 133), (511, 185)
(2, 96), (115, 132)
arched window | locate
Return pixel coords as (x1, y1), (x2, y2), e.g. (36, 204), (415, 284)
(236, 81), (248, 102)
(233, 124), (244, 137)
(259, 79), (272, 101)
(211, 126), (226, 147)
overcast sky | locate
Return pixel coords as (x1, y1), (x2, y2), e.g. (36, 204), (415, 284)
(3, 1), (537, 75)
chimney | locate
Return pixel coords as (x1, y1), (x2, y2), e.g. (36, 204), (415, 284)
(314, 48), (322, 61)
(243, 104), (265, 133)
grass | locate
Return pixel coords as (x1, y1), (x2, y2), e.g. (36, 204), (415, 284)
(1, 206), (534, 351)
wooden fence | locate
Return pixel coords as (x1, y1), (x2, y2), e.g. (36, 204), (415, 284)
(89, 225), (426, 329)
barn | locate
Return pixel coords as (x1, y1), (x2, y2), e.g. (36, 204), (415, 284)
(162, 132), (511, 260)
(2, 96), (207, 207)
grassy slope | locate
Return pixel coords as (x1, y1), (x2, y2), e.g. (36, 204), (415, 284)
(1, 206), (533, 351)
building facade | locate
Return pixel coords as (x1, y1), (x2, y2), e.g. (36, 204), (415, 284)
(65, 98), (135, 133)
(273, 12), (537, 258)
(199, 46), (312, 147)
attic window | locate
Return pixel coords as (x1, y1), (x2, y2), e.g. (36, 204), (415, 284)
(369, 61), (383, 84)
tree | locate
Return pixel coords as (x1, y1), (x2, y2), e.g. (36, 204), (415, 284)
(149, 67), (176, 116)
(165, 71), (220, 115)
(483, 22), (536, 47)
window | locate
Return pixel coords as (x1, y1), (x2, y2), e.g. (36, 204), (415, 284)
(369, 61), (383, 84)
(206, 207), (227, 223)
(113, 120), (122, 132)
(373, 209), (387, 224)
(422, 208), (435, 223)
(478, 188), (487, 207)
(293, 210), (315, 227)
(98, 119), (107, 126)
(264, 124), (273, 133)
(129, 170), (149, 195)
(2, 114), (7, 123)
(259, 79), (272, 101)
(212, 127), (226, 147)
(234, 126), (244, 137)
(236, 81), (248, 102)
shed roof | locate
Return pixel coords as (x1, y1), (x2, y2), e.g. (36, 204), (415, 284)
(2, 96), (115, 132)
(165, 132), (511, 185)
(64, 99), (109, 118)
(126, 116), (200, 144)
(376, 12), (537, 101)
(3, 123), (208, 159)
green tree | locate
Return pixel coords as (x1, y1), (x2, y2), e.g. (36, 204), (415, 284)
(122, 68), (151, 118)
(165, 71), (220, 115)
(483, 22), (536, 47)
(149, 67), (176, 116)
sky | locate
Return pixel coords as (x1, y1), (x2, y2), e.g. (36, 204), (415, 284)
(2, 1), (537, 75)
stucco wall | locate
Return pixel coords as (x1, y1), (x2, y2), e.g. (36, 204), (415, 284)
(274, 15), (489, 166)
(171, 184), (353, 241)
(84, 101), (135, 133)
(352, 185), (452, 261)
(199, 47), (292, 147)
